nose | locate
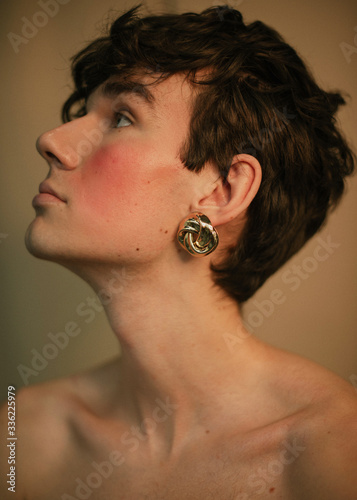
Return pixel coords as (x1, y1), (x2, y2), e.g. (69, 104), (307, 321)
(36, 119), (86, 170)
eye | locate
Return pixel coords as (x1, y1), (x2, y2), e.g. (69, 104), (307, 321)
(115, 113), (132, 128)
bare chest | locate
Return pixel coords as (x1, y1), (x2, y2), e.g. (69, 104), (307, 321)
(37, 432), (304, 500)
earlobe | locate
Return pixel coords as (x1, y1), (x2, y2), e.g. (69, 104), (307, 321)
(198, 154), (262, 226)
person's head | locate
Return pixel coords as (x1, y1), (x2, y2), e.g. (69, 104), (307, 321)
(28, 4), (355, 303)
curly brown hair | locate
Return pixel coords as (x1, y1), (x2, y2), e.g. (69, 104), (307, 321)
(62, 4), (355, 303)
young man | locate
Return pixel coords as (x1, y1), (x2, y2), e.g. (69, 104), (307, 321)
(1, 5), (356, 499)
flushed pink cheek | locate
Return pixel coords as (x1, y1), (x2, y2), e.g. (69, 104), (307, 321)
(77, 144), (174, 218)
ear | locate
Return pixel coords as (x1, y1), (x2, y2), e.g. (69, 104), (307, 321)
(195, 154), (262, 226)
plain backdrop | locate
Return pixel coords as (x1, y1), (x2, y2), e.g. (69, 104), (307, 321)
(0, 0), (356, 401)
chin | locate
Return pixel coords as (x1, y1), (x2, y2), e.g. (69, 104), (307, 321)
(25, 221), (62, 262)
(24, 222), (95, 281)
(25, 232), (51, 261)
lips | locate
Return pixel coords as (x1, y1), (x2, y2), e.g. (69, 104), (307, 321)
(32, 181), (66, 207)
(38, 181), (66, 201)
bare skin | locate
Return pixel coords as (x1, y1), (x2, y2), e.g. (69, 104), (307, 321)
(3, 344), (357, 499)
(1, 73), (356, 499)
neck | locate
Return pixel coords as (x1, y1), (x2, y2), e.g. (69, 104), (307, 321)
(72, 254), (261, 453)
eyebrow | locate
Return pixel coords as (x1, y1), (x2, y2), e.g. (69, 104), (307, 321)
(99, 80), (156, 109)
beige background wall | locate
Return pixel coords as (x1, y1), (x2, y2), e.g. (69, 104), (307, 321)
(1, 0), (356, 400)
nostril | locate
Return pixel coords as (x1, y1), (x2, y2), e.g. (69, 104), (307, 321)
(45, 151), (62, 164)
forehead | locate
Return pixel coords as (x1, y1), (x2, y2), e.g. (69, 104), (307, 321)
(88, 73), (195, 117)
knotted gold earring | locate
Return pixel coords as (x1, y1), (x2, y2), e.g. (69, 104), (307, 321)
(177, 212), (219, 257)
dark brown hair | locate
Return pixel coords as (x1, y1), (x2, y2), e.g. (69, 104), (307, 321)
(62, 4), (355, 303)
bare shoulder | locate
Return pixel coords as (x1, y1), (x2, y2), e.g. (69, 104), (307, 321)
(0, 359), (118, 499)
(262, 343), (357, 499)
(13, 357), (120, 448)
(258, 340), (356, 403)
(291, 368), (357, 500)
(13, 379), (79, 468)
(0, 377), (76, 498)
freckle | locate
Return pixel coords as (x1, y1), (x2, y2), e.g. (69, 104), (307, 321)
(205, 429), (210, 434)
(165, 230), (168, 234)
(136, 248), (140, 251)
(269, 487), (275, 493)
(159, 228), (163, 232)
(147, 181), (151, 184)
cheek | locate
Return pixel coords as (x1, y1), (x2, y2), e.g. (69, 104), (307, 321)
(78, 146), (147, 217)
(76, 144), (185, 220)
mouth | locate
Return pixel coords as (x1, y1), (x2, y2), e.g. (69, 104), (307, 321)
(32, 181), (66, 207)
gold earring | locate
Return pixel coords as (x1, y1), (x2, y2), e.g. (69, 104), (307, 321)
(177, 212), (219, 257)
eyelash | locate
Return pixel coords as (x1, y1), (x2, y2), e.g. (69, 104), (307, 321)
(80, 104), (133, 129)
(114, 112), (133, 128)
